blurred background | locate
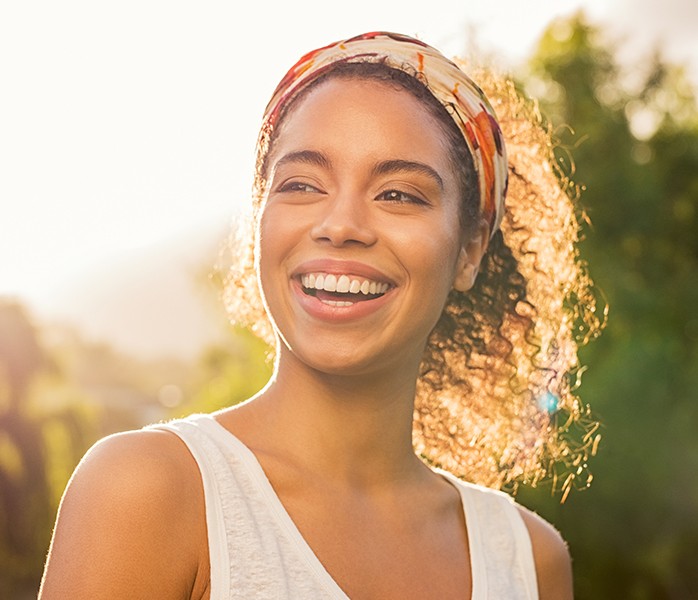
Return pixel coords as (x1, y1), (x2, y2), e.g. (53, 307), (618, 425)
(1, 1), (697, 598)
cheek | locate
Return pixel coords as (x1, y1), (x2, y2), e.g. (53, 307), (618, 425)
(397, 216), (463, 286)
(256, 208), (285, 303)
(256, 203), (305, 305)
(258, 202), (292, 257)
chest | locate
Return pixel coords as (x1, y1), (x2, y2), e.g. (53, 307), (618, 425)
(170, 417), (537, 599)
(274, 483), (472, 600)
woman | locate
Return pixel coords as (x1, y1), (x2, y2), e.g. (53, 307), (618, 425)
(40, 32), (601, 599)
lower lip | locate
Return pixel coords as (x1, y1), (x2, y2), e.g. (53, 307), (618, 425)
(292, 279), (393, 323)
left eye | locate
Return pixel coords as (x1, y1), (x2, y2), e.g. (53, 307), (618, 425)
(278, 181), (321, 193)
(376, 189), (427, 205)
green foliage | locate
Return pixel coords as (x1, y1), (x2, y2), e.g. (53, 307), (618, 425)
(517, 13), (698, 599)
(0, 302), (102, 598)
(0, 302), (50, 410)
(174, 327), (272, 417)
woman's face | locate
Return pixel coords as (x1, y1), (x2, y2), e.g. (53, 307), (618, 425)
(258, 77), (481, 377)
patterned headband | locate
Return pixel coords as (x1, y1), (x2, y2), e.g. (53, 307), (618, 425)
(262, 31), (508, 237)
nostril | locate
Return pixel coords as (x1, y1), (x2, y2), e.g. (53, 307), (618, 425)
(310, 202), (377, 247)
(310, 223), (377, 247)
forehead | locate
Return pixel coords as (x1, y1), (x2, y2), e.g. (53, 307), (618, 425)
(269, 78), (453, 167)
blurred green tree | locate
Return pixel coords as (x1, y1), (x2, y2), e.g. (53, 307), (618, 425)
(515, 13), (698, 600)
(173, 327), (272, 417)
(0, 301), (99, 598)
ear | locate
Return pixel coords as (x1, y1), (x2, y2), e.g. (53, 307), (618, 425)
(453, 220), (489, 293)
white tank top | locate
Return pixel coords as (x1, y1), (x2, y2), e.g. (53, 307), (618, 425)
(150, 414), (539, 599)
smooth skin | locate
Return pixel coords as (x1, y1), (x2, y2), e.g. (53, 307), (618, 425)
(40, 79), (573, 599)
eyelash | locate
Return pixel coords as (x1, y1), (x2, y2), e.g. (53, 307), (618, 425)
(376, 189), (428, 205)
(277, 181), (322, 194)
(275, 181), (429, 206)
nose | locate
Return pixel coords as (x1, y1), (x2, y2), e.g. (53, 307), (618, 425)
(310, 192), (377, 247)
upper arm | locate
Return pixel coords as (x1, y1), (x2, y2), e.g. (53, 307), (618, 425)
(517, 506), (574, 600)
(39, 428), (208, 599)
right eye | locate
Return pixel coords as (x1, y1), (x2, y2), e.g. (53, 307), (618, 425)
(277, 180), (322, 194)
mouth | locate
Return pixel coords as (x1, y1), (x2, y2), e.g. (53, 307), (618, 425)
(299, 272), (392, 307)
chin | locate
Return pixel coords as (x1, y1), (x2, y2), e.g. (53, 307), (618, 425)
(281, 334), (423, 381)
(294, 345), (378, 377)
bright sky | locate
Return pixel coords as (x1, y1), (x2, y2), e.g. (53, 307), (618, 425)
(1, 0), (695, 317)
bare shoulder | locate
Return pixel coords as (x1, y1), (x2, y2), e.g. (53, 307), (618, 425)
(64, 427), (202, 516)
(40, 427), (209, 599)
(516, 504), (574, 600)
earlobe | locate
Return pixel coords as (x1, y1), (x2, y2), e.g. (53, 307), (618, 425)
(453, 258), (478, 292)
(453, 221), (489, 292)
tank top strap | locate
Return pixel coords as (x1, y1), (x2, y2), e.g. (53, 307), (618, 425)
(147, 417), (232, 600)
(148, 414), (350, 600)
(436, 470), (539, 600)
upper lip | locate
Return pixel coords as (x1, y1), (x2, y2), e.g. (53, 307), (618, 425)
(291, 259), (396, 287)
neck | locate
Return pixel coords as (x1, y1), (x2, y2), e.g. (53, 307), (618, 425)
(248, 346), (426, 488)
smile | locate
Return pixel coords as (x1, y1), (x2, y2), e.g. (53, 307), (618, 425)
(300, 272), (391, 307)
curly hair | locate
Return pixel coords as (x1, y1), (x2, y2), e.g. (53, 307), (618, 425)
(222, 60), (605, 499)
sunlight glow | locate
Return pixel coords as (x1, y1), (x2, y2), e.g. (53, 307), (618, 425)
(1, 0), (693, 357)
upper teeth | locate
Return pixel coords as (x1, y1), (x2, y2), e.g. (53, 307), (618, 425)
(301, 273), (390, 295)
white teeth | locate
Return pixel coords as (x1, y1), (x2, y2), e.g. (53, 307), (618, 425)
(301, 272), (391, 296)
(321, 300), (353, 307)
(336, 275), (351, 293)
(324, 274), (337, 292)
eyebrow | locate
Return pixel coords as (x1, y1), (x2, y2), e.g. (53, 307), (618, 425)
(372, 159), (444, 190)
(274, 150), (331, 170)
(273, 152), (444, 191)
